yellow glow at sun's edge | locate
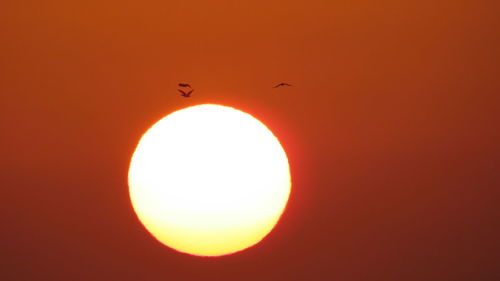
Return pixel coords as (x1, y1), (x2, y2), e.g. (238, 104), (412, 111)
(128, 104), (291, 257)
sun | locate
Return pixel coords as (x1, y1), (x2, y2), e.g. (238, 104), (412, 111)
(128, 104), (291, 257)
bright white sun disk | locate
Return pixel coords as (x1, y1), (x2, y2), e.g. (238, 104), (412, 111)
(128, 104), (291, 257)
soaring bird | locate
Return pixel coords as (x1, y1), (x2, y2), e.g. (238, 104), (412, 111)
(178, 83), (192, 88)
(273, 82), (292, 88)
(178, 89), (194, 97)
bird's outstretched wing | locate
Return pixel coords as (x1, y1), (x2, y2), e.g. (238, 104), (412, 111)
(179, 83), (191, 88)
(274, 82), (292, 88)
(186, 89), (194, 96)
(178, 89), (187, 95)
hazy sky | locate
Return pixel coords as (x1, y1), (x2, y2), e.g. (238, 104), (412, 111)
(1, 0), (499, 280)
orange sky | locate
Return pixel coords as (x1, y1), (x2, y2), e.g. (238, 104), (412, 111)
(1, 0), (499, 280)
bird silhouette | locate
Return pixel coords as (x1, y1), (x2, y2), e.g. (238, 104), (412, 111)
(178, 89), (194, 97)
(273, 82), (292, 88)
(178, 83), (192, 88)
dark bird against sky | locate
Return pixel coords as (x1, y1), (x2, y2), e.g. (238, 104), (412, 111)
(178, 89), (194, 98)
(178, 83), (192, 88)
(273, 82), (292, 88)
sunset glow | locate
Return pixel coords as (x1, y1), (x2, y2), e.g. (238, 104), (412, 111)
(128, 104), (291, 256)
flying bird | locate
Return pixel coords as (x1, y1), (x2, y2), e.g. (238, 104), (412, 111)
(178, 83), (192, 88)
(178, 89), (194, 98)
(273, 82), (292, 88)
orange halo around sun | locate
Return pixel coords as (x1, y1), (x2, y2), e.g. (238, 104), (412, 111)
(128, 104), (291, 257)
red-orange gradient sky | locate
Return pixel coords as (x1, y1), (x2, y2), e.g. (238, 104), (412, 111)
(1, 0), (499, 280)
